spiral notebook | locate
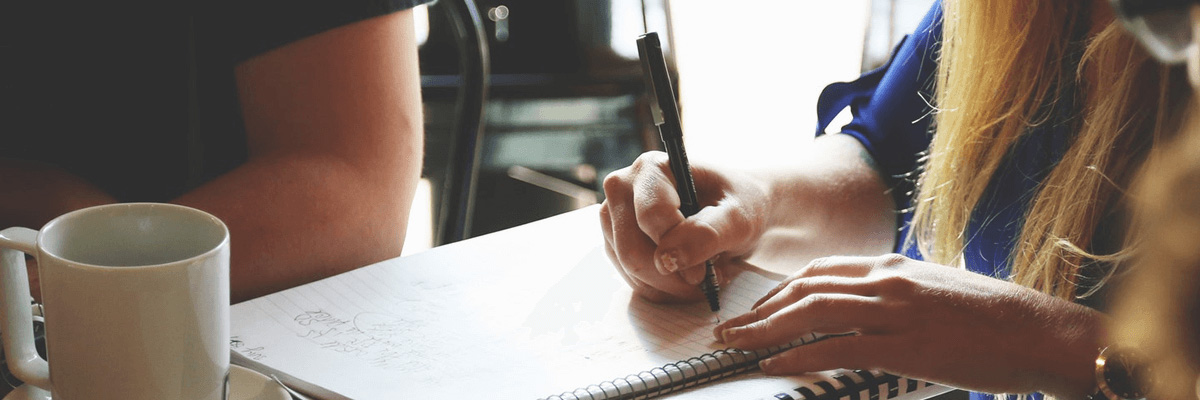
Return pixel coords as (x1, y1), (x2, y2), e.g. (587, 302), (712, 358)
(539, 335), (941, 400)
(230, 206), (949, 399)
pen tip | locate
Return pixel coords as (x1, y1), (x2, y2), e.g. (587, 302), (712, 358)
(706, 295), (720, 313)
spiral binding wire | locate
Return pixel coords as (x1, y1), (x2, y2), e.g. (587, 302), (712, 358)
(541, 334), (831, 400)
(541, 347), (772, 400)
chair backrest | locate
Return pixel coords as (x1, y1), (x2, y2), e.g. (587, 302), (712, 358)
(423, 0), (491, 246)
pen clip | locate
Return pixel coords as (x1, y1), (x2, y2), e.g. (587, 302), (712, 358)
(637, 33), (666, 126)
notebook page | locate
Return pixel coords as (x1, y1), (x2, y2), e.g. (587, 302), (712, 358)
(597, 262), (784, 362)
(230, 207), (946, 399)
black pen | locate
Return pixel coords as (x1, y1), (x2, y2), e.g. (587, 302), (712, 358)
(636, 32), (720, 313)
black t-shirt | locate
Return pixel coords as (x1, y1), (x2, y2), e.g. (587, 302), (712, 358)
(0, 0), (429, 201)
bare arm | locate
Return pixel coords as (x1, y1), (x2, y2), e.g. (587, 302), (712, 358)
(3, 10), (425, 303)
(0, 160), (118, 229)
(177, 10), (424, 302)
(749, 133), (897, 268)
(0, 160), (118, 301)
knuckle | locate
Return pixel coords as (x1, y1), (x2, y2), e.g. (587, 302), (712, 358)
(780, 279), (806, 299)
(727, 203), (755, 229)
(731, 309), (770, 332)
(799, 294), (840, 313)
(689, 218), (722, 246)
(799, 257), (833, 276)
(631, 151), (667, 170)
(602, 169), (632, 197)
(767, 280), (790, 297)
(718, 204), (760, 242)
(747, 307), (767, 324)
(875, 253), (909, 268)
(872, 274), (917, 295)
(748, 316), (774, 334)
(641, 201), (681, 224)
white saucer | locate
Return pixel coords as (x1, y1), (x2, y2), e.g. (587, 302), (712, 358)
(2, 365), (290, 400)
(230, 364), (293, 400)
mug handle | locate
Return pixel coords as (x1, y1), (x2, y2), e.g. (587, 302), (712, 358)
(0, 227), (51, 389)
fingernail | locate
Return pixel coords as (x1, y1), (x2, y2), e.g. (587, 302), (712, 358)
(660, 252), (680, 272)
(759, 358), (774, 373)
(721, 327), (739, 344)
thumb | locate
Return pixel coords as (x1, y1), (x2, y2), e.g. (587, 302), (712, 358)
(655, 200), (760, 273)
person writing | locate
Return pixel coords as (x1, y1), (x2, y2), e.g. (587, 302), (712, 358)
(0, 1), (432, 302)
(600, 0), (1188, 398)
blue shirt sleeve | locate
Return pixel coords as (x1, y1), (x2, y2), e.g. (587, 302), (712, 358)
(814, 0), (943, 210)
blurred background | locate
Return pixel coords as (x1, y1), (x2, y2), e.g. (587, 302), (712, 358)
(402, 0), (935, 255)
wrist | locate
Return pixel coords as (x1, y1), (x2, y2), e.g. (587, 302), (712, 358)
(761, 168), (800, 231)
(1029, 301), (1108, 399)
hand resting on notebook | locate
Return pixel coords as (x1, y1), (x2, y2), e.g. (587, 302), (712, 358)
(711, 253), (1105, 399)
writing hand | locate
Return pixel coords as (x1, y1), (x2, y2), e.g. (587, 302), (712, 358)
(599, 151), (769, 303)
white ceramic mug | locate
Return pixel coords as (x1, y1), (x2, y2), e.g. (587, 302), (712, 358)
(0, 203), (230, 400)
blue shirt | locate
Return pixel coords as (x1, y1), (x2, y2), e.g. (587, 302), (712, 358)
(816, 1), (1073, 280)
(814, 2), (1076, 399)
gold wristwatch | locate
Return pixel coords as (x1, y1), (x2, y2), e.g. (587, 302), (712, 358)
(1089, 346), (1150, 400)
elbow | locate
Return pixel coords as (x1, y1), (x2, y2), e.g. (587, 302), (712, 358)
(348, 125), (425, 261)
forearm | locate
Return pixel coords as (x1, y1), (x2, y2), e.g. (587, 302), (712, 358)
(174, 150), (421, 303)
(210, 8), (424, 303)
(0, 159), (116, 229)
(757, 133), (896, 256)
(0, 160), (117, 301)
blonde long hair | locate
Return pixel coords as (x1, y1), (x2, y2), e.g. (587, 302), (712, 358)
(909, 0), (1188, 300)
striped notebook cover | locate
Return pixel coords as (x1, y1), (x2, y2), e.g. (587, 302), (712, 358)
(542, 334), (945, 400)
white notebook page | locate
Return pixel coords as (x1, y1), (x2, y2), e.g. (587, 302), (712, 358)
(230, 206), (949, 399)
